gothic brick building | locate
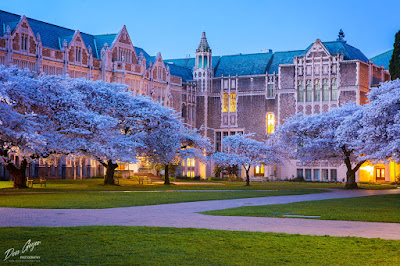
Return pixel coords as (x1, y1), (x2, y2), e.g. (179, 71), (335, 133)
(166, 31), (392, 182)
(0, 9), (194, 179)
(0, 9), (393, 182)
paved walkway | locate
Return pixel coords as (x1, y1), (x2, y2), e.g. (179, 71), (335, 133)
(1, 189), (399, 239)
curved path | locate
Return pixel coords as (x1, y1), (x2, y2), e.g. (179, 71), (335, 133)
(1, 189), (399, 240)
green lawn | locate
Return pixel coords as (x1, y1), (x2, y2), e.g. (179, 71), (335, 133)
(0, 179), (397, 192)
(0, 189), (322, 209)
(1, 227), (399, 265)
(203, 194), (400, 223)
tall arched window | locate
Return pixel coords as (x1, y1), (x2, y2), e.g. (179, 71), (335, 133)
(322, 79), (329, 101)
(230, 92), (237, 112)
(314, 79), (320, 101)
(222, 93), (229, 112)
(266, 113), (275, 134)
(306, 80), (312, 102)
(297, 80), (304, 102)
(331, 78), (338, 101)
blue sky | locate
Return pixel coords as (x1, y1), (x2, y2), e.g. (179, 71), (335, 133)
(2, 0), (398, 59)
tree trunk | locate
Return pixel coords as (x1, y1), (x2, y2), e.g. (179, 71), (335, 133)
(345, 169), (358, 189)
(6, 159), (28, 189)
(245, 167), (250, 186)
(103, 159), (118, 185)
(164, 164), (170, 185)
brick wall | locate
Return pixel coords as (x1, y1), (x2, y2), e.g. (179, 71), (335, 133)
(238, 76), (266, 92)
(196, 96), (205, 129)
(279, 93), (296, 124)
(29, 36), (36, 54)
(280, 66), (295, 89)
(339, 62), (357, 86)
(237, 95), (267, 140)
(359, 62), (369, 89)
(207, 96), (222, 130)
(12, 33), (19, 50)
(338, 91), (356, 106)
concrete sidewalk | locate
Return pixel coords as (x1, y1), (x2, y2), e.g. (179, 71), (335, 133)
(1, 189), (399, 239)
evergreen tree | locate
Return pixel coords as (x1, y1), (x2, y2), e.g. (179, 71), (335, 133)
(389, 30), (400, 80)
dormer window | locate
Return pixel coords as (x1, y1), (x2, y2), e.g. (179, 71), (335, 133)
(75, 47), (82, 62)
(21, 34), (28, 51)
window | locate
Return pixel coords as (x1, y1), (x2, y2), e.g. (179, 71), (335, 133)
(322, 79), (329, 101)
(222, 93), (229, 112)
(231, 79), (236, 88)
(297, 80), (304, 102)
(314, 79), (320, 101)
(322, 169), (329, 181)
(215, 132), (222, 152)
(305, 169), (312, 181)
(186, 158), (195, 167)
(21, 33), (29, 51)
(230, 92), (237, 112)
(331, 78), (338, 101)
(254, 164), (264, 176)
(267, 84), (274, 98)
(297, 169), (304, 179)
(266, 113), (275, 134)
(306, 80), (312, 102)
(75, 47), (82, 62)
(313, 169), (320, 181)
(181, 104), (186, 117)
(330, 169), (337, 181)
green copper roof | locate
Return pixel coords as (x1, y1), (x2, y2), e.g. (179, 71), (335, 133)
(167, 63), (193, 82)
(214, 52), (273, 77)
(94, 34), (117, 58)
(370, 49), (393, 69)
(268, 50), (305, 73)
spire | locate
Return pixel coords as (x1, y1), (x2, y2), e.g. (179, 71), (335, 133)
(197, 31), (211, 53)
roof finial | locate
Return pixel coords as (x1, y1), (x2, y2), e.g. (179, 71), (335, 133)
(337, 29), (346, 43)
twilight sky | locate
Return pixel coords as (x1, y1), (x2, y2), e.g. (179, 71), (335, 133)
(2, 0), (398, 59)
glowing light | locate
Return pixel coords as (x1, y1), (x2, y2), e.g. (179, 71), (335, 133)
(360, 165), (374, 174)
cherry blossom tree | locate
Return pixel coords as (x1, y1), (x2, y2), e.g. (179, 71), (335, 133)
(212, 134), (282, 186)
(138, 115), (211, 185)
(358, 80), (400, 163)
(277, 104), (366, 189)
(0, 66), (87, 188)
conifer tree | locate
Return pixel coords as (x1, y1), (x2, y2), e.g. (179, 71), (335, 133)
(389, 30), (400, 80)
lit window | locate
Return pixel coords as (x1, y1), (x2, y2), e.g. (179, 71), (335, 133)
(255, 164), (264, 176)
(230, 92), (236, 112)
(222, 93), (229, 112)
(297, 80), (304, 102)
(331, 78), (338, 101)
(266, 113), (275, 134)
(314, 79), (320, 101)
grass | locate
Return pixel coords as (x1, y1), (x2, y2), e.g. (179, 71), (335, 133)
(203, 194), (400, 223)
(0, 179), (397, 192)
(0, 226), (399, 265)
(0, 189), (322, 209)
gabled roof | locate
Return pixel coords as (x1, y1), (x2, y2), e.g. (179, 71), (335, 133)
(94, 34), (117, 58)
(305, 41), (369, 63)
(370, 49), (393, 69)
(0, 10), (115, 59)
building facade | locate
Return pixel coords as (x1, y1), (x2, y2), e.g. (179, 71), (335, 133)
(166, 31), (393, 183)
(0, 9), (394, 183)
(0, 10), (192, 180)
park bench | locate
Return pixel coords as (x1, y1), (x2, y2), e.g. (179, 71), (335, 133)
(139, 176), (152, 184)
(27, 178), (47, 188)
(250, 176), (266, 183)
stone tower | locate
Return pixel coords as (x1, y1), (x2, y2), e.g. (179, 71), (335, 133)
(194, 31), (213, 92)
